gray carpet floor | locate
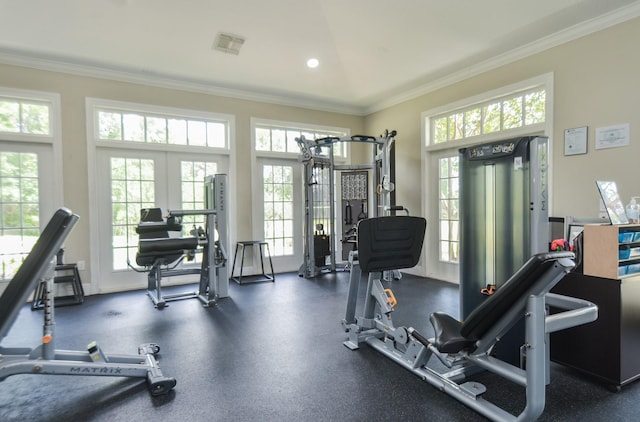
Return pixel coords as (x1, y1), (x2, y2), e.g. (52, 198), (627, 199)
(1, 271), (638, 421)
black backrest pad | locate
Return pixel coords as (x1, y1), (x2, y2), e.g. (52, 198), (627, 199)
(357, 216), (426, 273)
(460, 251), (574, 341)
(0, 208), (78, 342)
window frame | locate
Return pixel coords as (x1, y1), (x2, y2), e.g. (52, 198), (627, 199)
(421, 73), (554, 282)
(86, 98), (236, 293)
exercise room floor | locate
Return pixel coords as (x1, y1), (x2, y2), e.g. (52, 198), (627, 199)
(1, 271), (639, 421)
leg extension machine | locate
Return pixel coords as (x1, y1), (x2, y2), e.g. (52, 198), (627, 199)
(343, 216), (598, 422)
(0, 208), (176, 396)
(134, 208), (228, 309)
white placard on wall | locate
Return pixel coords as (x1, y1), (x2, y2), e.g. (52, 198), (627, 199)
(595, 123), (629, 150)
(564, 126), (588, 155)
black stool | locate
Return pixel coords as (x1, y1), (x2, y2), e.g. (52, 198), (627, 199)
(230, 241), (275, 284)
(32, 263), (84, 310)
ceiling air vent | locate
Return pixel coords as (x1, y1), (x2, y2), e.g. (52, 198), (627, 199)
(213, 32), (245, 55)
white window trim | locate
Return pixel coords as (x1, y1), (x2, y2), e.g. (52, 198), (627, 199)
(420, 73), (554, 282)
(86, 97), (237, 294)
(0, 86), (63, 220)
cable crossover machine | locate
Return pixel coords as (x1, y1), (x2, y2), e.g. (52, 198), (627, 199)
(295, 129), (402, 278)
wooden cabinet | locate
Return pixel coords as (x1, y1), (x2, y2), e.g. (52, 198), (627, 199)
(551, 272), (640, 390)
(583, 224), (640, 279)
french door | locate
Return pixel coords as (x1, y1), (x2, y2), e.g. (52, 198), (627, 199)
(0, 141), (55, 282)
(426, 148), (460, 283)
(95, 148), (226, 293)
(255, 158), (303, 272)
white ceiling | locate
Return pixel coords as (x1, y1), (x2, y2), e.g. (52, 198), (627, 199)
(1, 0), (639, 115)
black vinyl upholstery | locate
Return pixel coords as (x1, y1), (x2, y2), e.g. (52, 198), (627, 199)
(430, 251), (575, 354)
(0, 208), (78, 342)
(134, 208), (196, 267)
(357, 216), (426, 273)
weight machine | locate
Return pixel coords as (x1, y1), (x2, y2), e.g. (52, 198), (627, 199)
(0, 208), (176, 397)
(342, 215), (598, 421)
(130, 174), (229, 309)
(296, 130), (397, 278)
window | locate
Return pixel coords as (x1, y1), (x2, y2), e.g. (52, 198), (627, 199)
(111, 157), (155, 271)
(439, 156), (459, 263)
(263, 164), (294, 256)
(255, 123), (348, 158)
(0, 89), (59, 282)
(97, 108), (227, 148)
(0, 152), (40, 278)
(431, 88), (545, 144)
(251, 118), (348, 272)
(0, 97), (50, 135)
(88, 98), (233, 292)
(423, 74), (552, 278)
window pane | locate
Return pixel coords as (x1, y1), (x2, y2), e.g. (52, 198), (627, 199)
(465, 108), (481, 137)
(525, 90), (546, 125)
(483, 103), (501, 134)
(187, 120), (207, 146)
(286, 130), (300, 152)
(147, 117), (167, 143)
(439, 157), (449, 178)
(450, 156), (459, 178)
(439, 179), (449, 199)
(256, 128), (271, 151)
(0, 100), (20, 132)
(452, 113), (464, 140)
(263, 164), (295, 257)
(207, 122), (226, 148)
(22, 103), (49, 134)
(440, 199), (449, 219)
(99, 111), (122, 140)
(433, 117), (448, 144)
(110, 157), (154, 270)
(503, 97), (523, 130)
(0, 151), (40, 279)
(123, 113), (145, 142)
(272, 129), (286, 152)
(168, 119), (187, 145)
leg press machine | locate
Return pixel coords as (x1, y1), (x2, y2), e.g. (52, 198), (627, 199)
(342, 216), (598, 421)
(0, 208), (176, 396)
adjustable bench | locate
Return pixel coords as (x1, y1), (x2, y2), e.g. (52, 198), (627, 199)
(342, 216), (598, 421)
(0, 208), (176, 396)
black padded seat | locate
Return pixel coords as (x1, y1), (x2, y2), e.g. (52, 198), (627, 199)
(136, 221), (183, 235)
(134, 207), (193, 267)
(430, 251), (575, 354)
(135, 237), (198, 266)
(429, 311), (474, 354)
(357, 216), (426, 273)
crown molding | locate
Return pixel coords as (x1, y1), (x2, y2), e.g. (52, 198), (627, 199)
(364, 2), (640, 115)
(1, 3), (639, 118)
(0, 48), (367, 116)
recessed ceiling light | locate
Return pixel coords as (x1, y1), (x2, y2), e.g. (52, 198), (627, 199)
(307, 58), (319, 68)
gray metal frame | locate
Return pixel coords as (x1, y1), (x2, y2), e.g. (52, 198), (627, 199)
(296, 132), (397, 278)
(343, 254), (597, 421)
(0, 208), (176, 396)
(140, 174), (229, 309)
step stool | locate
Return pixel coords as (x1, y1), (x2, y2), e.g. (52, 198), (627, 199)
(32, 263), (85, 310)
(230, 241), (275, 284)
